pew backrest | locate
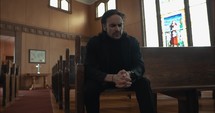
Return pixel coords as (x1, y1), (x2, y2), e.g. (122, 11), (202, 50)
(141, 47), (215, 91)
(78, 46), (215, 90)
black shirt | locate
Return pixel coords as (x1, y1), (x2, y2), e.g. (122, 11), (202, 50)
(84, 32), (145, 83)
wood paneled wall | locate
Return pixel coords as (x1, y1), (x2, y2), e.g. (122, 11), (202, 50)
(0, 0), (91, 36)
(0, 0), (214, 89)
(0, 0), (90, 89)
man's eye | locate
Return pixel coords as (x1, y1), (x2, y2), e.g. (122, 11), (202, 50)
(110, 25), (116, 27)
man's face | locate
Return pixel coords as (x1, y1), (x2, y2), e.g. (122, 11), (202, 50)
(103, 14), (124, 40)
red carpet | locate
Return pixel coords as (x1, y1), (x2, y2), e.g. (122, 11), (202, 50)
(2, 89), (53, 113)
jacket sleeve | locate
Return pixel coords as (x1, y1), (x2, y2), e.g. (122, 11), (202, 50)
(84, 37), (107, 82)
(129, 37), (145, 81)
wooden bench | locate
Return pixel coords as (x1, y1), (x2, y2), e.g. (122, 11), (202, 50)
(52, 56), (64, 109)
(51, 36), (81, 113)
(142, 47), (215, 113)
(74, 47), (215, 113)
(0, 61), (20, 107)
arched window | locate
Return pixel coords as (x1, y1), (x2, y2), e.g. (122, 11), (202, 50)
(142, 0), (211, 47)
(96, 0), (116, 18)
(107, 0), (116, 10)
(49, 0), (71, 13)
(97, 3), (105, 18)
(61, 0), (69, 11)
(50, 0), (58, 8)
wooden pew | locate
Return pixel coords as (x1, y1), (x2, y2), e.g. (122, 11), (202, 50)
(52, 62), (57, 101)
(63, 49), (78, 113)
(74, 47), (215, 113)
(15, 65), (20, 98)
(142, 47), (215, 113)
(52, 36), (80, 112)
(1, 61), (12, 107)
(9, 64), (17, 102)
(51, 56), (66, 110)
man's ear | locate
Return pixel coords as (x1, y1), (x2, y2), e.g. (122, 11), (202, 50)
(102, 24), (107, 31)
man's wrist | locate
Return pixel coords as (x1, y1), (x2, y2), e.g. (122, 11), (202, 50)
(128, 71), (136, 82)
(105, 74), (116, 82)
(128, 71), (134, 76)
(112, 74), (115, 82)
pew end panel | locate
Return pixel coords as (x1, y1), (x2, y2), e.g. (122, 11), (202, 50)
(75, 64), (85, 113)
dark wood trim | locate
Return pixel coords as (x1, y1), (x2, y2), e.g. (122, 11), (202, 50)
(0, 20), (76, 40)
(140, 0), (147, 46)
(207, 0), (215, 46)
(155, 0), (163, 47)
(184, 0), (193, 46)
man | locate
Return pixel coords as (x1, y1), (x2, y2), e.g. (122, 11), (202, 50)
(84, 9), (155, 113)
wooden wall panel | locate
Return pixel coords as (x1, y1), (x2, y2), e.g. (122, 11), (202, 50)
(0, 0), (90, 36)
(118, 0), (143, 45)
(88, 0), (143, 45)
(88, 4), (102, 37)
(69, 1), (91, 36)
(49, 10), (70, 32)
(0, 0), (26, 24)
(25, 0), (50, 29)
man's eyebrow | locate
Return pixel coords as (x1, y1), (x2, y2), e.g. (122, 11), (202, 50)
(110, 23), (122, 26)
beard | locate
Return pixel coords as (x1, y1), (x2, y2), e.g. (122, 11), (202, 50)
(111, 31), (122, 39)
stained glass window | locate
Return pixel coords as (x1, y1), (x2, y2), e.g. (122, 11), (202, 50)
(160, 0), (187, 47)
(143, 0), (211, 47)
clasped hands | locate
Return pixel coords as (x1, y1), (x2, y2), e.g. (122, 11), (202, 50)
(112, 69), (132, 88)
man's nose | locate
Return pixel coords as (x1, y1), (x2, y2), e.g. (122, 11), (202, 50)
(115, 26), (120, 31)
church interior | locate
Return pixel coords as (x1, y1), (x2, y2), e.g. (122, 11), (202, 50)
(0, 0), (215, 113)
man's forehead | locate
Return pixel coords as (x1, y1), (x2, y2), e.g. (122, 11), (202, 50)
(107, 15), (123, 22)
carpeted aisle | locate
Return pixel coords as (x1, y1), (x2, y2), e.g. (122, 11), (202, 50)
(2, 89), (53, 113)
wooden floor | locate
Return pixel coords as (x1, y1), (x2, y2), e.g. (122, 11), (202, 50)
(51, 90), (215, 113)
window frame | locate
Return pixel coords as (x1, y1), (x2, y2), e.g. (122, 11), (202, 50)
(49, 0), (72, 14)
(95, 0), (117, 18)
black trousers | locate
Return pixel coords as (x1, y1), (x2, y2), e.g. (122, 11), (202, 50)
(84, 77), (156, 113)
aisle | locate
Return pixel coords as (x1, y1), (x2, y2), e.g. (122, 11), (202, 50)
(2, 89), (53, 113)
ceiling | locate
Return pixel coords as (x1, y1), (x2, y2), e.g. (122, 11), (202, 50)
(75, 0), (98, 5)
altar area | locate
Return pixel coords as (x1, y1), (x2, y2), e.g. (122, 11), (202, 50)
(24, 73), (49, 90)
